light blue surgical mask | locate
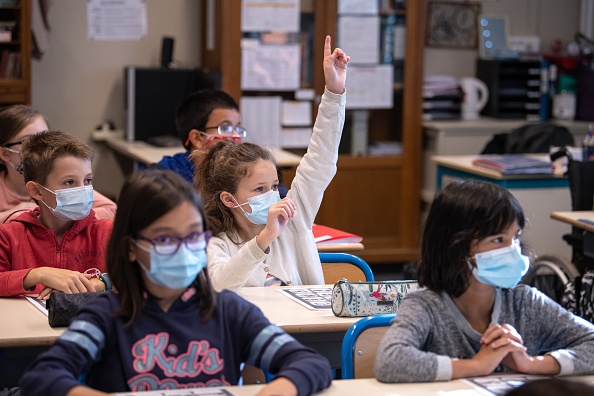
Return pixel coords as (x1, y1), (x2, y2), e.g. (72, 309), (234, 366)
(232, 189), (281, 225)
(471, 243), (530, 289)
(39, 184), (94, 221)
(135, 242), (207, 289)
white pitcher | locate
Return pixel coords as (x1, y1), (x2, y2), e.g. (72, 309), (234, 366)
(459, 77), (489, 120)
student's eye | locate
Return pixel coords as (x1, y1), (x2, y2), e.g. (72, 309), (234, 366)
(255, 186), (264, 192)
(492, 237), (504, 244)
(272, 184), (279, 191)
(63, 179), (74, 186)
(153, 235), (176, 245)
(84, 178), (93, 185)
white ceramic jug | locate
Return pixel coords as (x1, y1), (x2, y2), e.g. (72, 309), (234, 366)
(459, 77), (489, 120)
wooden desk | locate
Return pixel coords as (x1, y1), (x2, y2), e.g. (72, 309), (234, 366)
(0, 297), (63, 348)
(0, 287), (357, 369)
(238, 286), (359, 368)
(551, 211), (594, 259)
(422, 118), (590, 203)
(551, 211), (594, 233)
(316, 242), (364, 252)
(113, 376), (594, 396)
(103, 134), (302, 167)
(433, 155), (572, 258)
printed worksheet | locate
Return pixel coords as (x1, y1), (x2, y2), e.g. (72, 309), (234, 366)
(277, 286), (333, 310)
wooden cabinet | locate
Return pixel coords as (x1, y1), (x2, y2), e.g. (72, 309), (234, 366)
(201, 0), (425, 264)
(0, 0), (30, 106)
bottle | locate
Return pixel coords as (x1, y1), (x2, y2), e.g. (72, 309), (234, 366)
(583, 124), (594, 162)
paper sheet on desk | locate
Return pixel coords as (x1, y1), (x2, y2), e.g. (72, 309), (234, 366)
(115, 388), (233, 396)
(26, 296), (48, 316)
(277, 286), (333, 310)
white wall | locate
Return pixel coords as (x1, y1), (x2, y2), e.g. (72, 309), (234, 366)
(31, 0), (202, 197)
(424, 0), (581, 78)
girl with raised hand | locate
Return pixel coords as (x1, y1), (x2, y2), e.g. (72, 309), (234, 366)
(194, 35), (349, 291)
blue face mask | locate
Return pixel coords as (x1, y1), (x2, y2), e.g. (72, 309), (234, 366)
(471, 243), (530, 289)
(39, 185), (94, 221)
(135, 242), (207, 289)
(232, 189), (281, 225)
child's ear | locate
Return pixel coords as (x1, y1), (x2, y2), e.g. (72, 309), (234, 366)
(219, 191), (237, 209)
(187, 129), (203, 149)
(0, 148), (11, 163)
(25, 181), (43, 201)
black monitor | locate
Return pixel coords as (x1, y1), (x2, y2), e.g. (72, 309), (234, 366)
(124, 67), (220, 145)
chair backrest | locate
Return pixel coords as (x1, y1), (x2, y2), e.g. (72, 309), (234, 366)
(319, 253), (374, 284)
(341, 314), (395, 379)
(482, 123), (574, 154)
(567, 159), (594, 211)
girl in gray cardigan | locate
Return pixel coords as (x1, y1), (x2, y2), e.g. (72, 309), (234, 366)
(375, 179), (594, 382)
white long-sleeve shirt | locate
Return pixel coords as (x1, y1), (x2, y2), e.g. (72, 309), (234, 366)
(207, 88), (346, 291)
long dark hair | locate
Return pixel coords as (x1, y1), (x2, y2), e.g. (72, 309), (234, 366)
(107, 168), (215, 325)
(418, 179), (526, 297)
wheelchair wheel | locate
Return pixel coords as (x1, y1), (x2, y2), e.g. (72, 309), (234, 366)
(521, 255), (581, 303)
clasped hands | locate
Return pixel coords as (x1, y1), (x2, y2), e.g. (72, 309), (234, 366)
(474, 323), (559, 376)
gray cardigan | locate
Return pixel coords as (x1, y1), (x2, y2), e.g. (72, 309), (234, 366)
(375, 285), (594, 382)
(206, 89), (345, 292)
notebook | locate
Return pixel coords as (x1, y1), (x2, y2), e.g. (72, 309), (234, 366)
(312, 224), (363, 245)
(472, 155), (553, 175)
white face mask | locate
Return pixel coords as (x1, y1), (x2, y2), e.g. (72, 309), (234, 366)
(39, 184), (94, 221)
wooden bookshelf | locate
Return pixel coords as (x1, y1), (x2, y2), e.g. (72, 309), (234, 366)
(0, 0), (30, 105)
(200, 0), (425, 264)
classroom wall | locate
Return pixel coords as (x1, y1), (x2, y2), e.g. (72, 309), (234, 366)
(29, 0), (582, 197)
(424, 0), (581, 78)
(30, 0), (202, 198)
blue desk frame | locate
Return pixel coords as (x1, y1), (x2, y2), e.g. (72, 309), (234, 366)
(436, 165), (569, 190)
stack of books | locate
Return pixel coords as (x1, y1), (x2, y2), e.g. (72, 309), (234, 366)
(422, 76), (462, 121)
(472, 155), (553, 175)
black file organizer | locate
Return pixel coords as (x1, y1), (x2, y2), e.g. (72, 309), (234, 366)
(476, 59), (542, 120)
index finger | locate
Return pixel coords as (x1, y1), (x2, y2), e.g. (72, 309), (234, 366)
(324, 35), (331, 58)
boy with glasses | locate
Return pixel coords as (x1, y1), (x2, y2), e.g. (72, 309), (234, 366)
(156, 89), (288, 197)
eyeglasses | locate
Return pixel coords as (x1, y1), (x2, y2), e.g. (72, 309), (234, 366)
(3, 140), (24, 152)
(135, 231), (211, 256)
(203, 125), (247, 138)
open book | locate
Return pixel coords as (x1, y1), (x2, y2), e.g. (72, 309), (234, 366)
(312, 224), (363, 245)
(472, 155), (553, 175)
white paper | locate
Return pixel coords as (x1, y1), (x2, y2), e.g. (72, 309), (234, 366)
(87, 0), (147, 41)
(346, 65), (394, 109)
(26, 296), (48, 316)
(115, 387), (233, 396)
(281, 127), (312, 148)
(338, 16), (380, 64)
(241, 42), (301, 90)
(338, 0), (378, 15)
(241, 0), (300, 32)
(282, 101), (312, 126)
(240, 96), (282, 148)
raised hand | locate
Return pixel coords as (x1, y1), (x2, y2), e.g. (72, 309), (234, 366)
(323, 35), (350, 95)
(256, 197), (297, 251)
